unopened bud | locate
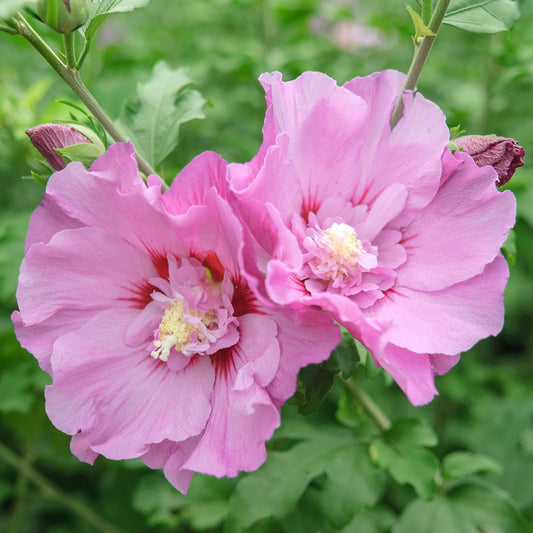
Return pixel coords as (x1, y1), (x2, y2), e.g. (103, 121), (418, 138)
(26, 123), (92, 170)
(455, 135), (525, 187)
(37, 0), (89, 34)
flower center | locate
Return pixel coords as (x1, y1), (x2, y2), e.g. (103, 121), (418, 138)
(148, 256), (239, 363)
(151, 300), (219, 362)
(308, 222), (372, 281)
(319, 223), (363, 269)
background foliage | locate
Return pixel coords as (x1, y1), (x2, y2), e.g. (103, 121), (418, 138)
(1, 0), (532, 531)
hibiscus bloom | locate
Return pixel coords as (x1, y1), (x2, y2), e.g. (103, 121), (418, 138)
(12, 142), (339, 492)
(228, 70), (516, 405)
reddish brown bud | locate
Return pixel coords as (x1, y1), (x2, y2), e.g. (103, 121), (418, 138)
(26, 123), (91, 170)
(454, 135), (525, 187)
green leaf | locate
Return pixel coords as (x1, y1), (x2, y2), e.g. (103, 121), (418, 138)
(341, 506), (396, 533)
(444, 0), (521, 34)
(370, 440), (438, 500)
(319, 445), (383, 529)
(56, 142), (105, 168)
(224, 424), (380, 532)
(443, 451), (502, 480)
(335, 383), (360, 429)
(133, 472), (233, 530)
(296, 362), (336, 415)
(132, 473), (185, 528)
(0, 360), (49, 413)
(0, 211), (30, 301)
(501, 229), (517, 267)
(387, 417), (438, 448)
(393, 483), (530, 533)
(83, 0), (152, 42)
(0, 0), (33, 20)
(370, 418), (439, 500)
(117, 61), (206, 168)
(330, 330), (359, 379)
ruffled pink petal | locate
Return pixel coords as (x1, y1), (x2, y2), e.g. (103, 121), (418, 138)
(41, 143), (187, 256)
(12, 309), (89, 373)
(24, 196), (84, 252)
(267, 307), (341, 405)
(235, 72), (369, 214)
(397, 149), (516, 291)
(46, 310), (214, 461)
(182, 315), (280, 477)
(429, 353), (461, 376)
(163, 151), (230, 214)
(344, 70), (449, 216)
(356, 182), (408, 241)
(372, 344), (438, 406)
(237, 135), (305, 225)
(16, 227), (157, 325)
(365, 255), (509, 355)
(155, 437), (200, 493)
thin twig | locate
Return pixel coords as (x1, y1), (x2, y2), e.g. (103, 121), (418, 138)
(342, 378), (392, 434)
(0, 440), (123, 533)
(390, 0), (451, 128)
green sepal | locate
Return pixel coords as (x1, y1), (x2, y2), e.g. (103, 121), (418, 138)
(406, 4), (435, 44)
(27, 170), (49, 185)
(56, 141), (105, 168)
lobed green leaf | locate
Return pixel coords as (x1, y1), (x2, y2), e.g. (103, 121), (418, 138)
(444, 0), (521, 34)
(117, 61), (206, 169)
(393, 483), (530, 533)
(442, 451), (502, 480)
(225, 423), (381, 532)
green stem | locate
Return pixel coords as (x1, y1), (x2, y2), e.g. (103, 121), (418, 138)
(0, 440), (123, 533)
(75, 39), (91, 70)
(422, 0), (433, 25)
(0, 23), (18, 34)
(63, 31), (76, 68)
(7, 447), (32, 533)
(390, 0), (451, 128)
(342, 378), (392, 433)
(14, 13), (162, 183)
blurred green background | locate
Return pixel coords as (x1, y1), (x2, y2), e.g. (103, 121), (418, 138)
(1, 0), (532, 531)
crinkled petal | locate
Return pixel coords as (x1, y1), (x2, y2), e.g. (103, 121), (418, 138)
(46, 310), (214, 461)
(163, 151), (230, 214)
(267, 307), (341, 405)
(12, 309), (90, 373)
(17, 227), (157, 325)
(182, 315), (280, 477)
(397, 149), (516, 291)
(344, 70), (449, 215)
(372, 344), (438, 406)
(366, 255), (509, 355)
(40, 143), (187, 256)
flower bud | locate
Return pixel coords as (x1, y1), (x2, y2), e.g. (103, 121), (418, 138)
(26, 123), (93, 170)
(454, 135), (525, 187)
(37, 0), (89, 34)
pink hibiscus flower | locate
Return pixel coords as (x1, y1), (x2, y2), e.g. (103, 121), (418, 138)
(228, 70), (517, 405)
(12, 142), (339, 492)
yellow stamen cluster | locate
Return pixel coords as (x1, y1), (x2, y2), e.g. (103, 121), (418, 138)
(151, 300), (216, 362)
(321, 222), (363, 262)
